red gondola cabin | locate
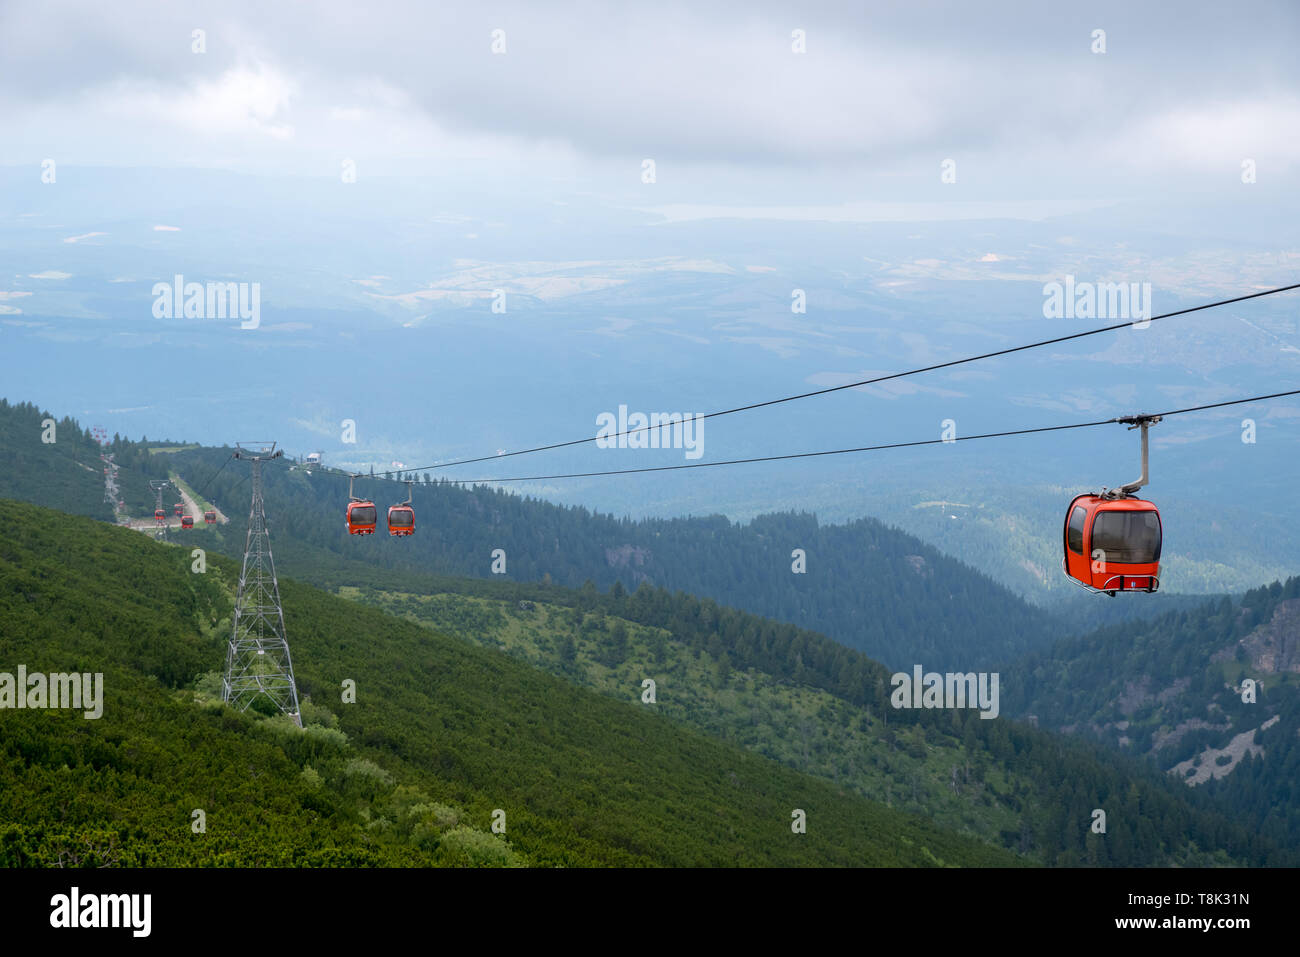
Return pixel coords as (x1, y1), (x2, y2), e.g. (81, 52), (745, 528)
(1063, 494), (1161, 594)
(347, 500), (377, 535)
(387, 504), (415, 536)
(181, 515), (194, 529)
(204, 510), (216, 524)
(173, 503), (184, 516)
(154, 508), (166, 523)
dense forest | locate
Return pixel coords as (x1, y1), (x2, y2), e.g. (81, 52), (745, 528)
(0, 499), (1021, 867)
(0, 401), (1196, 671)
(1003, 576), (1300, 851)
(163, 444), (1057, 670)
(321, 560), (1288, 866)
(1, 401), (1295, 867)
(0, 399), (113, 522)
(0, 399), (184, 522)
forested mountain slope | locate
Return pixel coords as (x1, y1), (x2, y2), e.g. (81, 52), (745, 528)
(2, 401), (1294, 866)
(0, 399), (112, 522)
(0, 499), (1019, 867)
(1003, 578), (1300, 851)
(0, 399), (1189, 671)
(165, 443), (1055, 670)
(293, 556), (1288, 866)
(0, 399), (190, 521)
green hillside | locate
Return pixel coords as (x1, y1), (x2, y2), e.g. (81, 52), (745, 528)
(0, 399), (113, 522)
(1004, 578), (1300, 852)
(332, 568), (1287, 866)
(339, 586), (1020, 839)
(0, 498), (1019, 867)
(162, 443), (1058, 671)
(0, 401), (1292, 868)
(0, 399), (1200, 671)
(0, 398), (188, 523)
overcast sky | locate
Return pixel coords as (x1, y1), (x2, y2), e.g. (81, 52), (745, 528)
(3, 1), (1298, 210)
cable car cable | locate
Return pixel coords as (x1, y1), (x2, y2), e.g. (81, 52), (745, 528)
(375, 282), (1300, 478)
(193, 452), (235, 501)
(424, 387), (1300, 486)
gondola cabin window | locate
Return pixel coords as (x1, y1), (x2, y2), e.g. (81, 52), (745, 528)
(1067, 505), (1087, 554)
(1091, 509), (1161, 564)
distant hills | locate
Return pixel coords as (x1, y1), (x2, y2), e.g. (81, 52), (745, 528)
(6, 167), (1300, 610)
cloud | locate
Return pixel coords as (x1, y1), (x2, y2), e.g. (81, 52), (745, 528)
(0, 0), (1296, 196)
(153, 224), (181, 231)
(646, 200), (1113, 224)
(63, 232), (107, 243)
(28, 270), (71, 279)
(94, 63), (297, 141)
(1114, 97), (1300, 172)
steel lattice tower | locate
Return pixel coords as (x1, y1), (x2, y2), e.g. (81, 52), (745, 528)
(222, 442), (302, 726)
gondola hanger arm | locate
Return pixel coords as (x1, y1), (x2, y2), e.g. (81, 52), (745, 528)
(1108, 414), (1162, 498)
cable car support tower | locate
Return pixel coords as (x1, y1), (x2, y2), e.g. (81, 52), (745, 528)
(222, 442), (302, 726)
